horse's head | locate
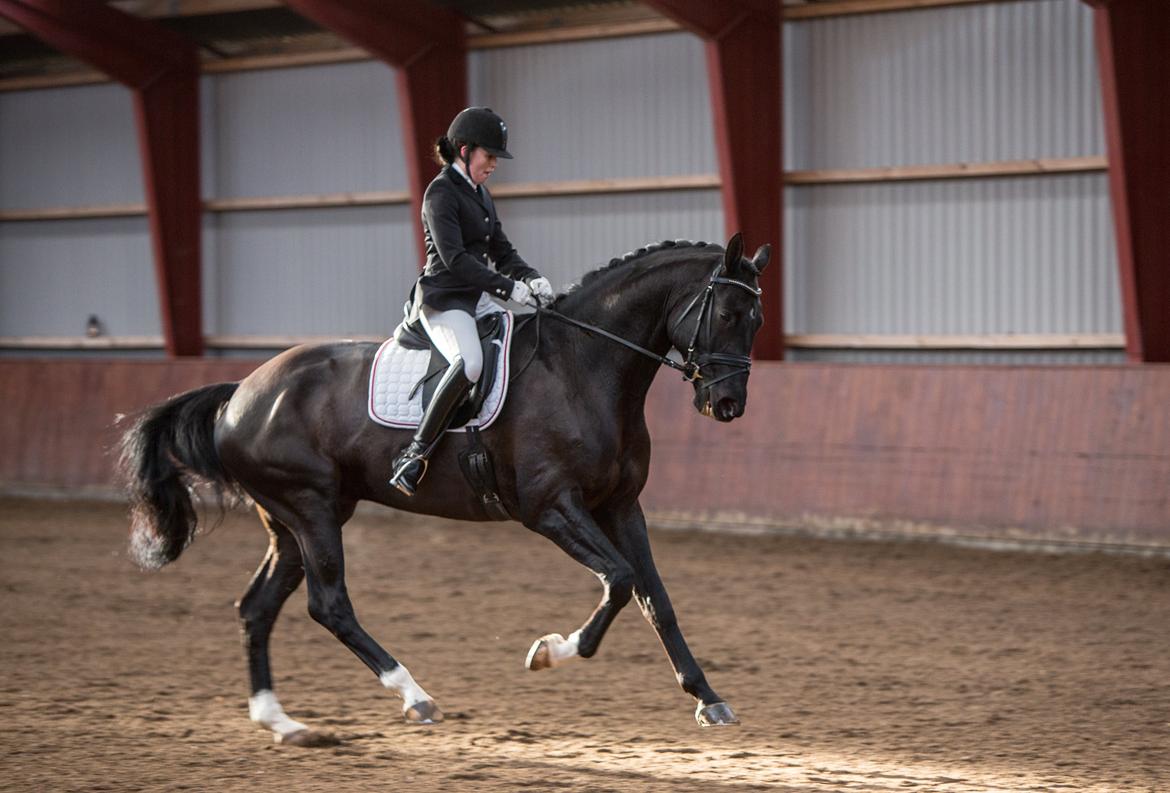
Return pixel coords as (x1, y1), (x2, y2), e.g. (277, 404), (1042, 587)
(669, 232), (768, 422)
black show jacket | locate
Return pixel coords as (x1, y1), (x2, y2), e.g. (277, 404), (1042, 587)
(418, 165), (539, 313)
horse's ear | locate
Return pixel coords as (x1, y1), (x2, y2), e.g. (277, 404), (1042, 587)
(723, 232), (744, 273)
(749, 243), (771, 274)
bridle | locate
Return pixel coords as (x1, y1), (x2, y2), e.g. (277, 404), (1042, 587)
(520, 263), (762, 385)
(668, 263), (762, 386)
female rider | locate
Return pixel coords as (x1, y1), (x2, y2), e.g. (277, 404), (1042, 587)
(389, 107), (555, 496)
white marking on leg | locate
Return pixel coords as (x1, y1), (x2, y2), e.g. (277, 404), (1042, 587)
(248, 690), (307, 739)
(379, 664), (432, 711)
(544, 630), (583, 667)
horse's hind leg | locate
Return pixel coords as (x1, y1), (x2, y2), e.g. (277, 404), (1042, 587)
(273, 494), (442, 725)
(523, 490), (635, 671)
(237, 508), (318, 744)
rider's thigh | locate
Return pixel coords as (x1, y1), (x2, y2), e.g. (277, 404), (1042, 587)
(420, 306), (484, 383)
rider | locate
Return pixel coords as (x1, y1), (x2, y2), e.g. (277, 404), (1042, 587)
(389, 107), (555, 496)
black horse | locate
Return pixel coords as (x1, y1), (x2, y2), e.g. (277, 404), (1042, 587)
(119, 232), (769, 743)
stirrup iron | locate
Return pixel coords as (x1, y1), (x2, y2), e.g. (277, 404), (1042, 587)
(389, 446), (430, 496)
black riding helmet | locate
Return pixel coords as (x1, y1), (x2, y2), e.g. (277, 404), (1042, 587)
(447, 107), (513, 160)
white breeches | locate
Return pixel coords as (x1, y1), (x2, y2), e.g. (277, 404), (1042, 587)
(417, 290), (502, 384)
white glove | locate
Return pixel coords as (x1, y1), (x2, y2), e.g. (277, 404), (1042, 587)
(527, 276), (555, 307)
(509, 279), (534, 306)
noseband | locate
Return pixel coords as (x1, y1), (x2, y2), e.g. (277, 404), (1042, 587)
(669, 263), (762, 386)
(527, 263), (761, 386)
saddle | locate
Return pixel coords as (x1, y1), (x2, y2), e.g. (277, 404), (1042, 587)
(394, 312), (507, 427)
(368, 310), (513, 432)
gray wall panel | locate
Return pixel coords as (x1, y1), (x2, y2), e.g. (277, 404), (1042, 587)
(785, 0), (1103, 169)
(0, 218), (158, 336)
(0, 84), (143, 209)
(206, 206), (415, 337)
(788, 349), (1126, 365)
(495, 190), (724, 294)
(207, 62), (408, 198)
(469, 34), (717, 183)
(0, 7), (1120, 369)
(783, 174), (1119, 334)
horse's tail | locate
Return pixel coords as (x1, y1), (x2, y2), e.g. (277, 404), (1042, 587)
(117, 382), (240, 570)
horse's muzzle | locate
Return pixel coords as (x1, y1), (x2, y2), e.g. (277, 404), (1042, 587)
(695, 389), (744, 422)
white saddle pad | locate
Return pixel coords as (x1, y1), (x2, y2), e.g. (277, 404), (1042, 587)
(367, 311), (513, 431)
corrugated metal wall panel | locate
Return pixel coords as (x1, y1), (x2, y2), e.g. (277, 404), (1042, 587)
(205, 206), (415, 337)
(785, 0), (1103, 169)
(494, 190), (724, 293)
(784, 174), (1119, 335)
(787, 349), (1126, 365)
(205, 62), (408, 198)
(203, 190), (723, 337)
(1, 9), (1118, 368)
(469, 33), (717, 183)
(0, 218), (159, 336)
(0, 83), (143, 208)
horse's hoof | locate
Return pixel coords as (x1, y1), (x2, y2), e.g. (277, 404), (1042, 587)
(525, 635), (557, 671)
(695, 702), (740, 727)
(404, 699), (443, 724)
(278, 729), (341, 747)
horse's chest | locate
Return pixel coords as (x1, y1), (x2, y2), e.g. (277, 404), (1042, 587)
(568, 427), (649, 500)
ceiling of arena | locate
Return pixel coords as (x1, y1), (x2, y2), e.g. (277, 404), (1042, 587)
(0, 0), (825, 81)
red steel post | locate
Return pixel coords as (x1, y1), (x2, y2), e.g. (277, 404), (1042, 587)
(1083, 0), (1170, 362)
(0, 0), (203, 356)
(642, 1), (784, 360)
(281, 0), (467, 264)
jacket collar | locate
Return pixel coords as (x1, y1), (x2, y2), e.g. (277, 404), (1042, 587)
(443, 165), (490, 210)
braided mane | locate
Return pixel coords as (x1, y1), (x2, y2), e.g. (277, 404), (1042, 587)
(568, 239), (721, 296)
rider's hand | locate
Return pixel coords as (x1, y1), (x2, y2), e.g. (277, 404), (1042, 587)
(509, 279), (534, 306)
(527, 276), (555, 307)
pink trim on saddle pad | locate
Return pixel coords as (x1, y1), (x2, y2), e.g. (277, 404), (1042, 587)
(367, 311), (513, 432)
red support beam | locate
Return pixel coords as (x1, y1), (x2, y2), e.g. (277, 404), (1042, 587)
(0, 0), (202, 356)
(643, 0), (784, 360)
(281, 0), (467, 263)
(1083, 0), (1170, 362)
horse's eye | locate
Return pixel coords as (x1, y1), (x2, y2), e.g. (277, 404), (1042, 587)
(718, 310), (733, 322)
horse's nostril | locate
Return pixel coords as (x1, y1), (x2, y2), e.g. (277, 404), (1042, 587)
(716, 397), (738, 418)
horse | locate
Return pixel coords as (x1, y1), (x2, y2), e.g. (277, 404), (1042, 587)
(118, 232), (769, 744)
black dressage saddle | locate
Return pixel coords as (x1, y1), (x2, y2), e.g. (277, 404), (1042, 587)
(392, 311), (507, 429)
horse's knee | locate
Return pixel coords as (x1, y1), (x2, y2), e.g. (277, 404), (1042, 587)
(307, 595), (355, 636)
(607, 566), (635, 609)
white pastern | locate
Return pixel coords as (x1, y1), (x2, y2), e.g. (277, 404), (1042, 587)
(248, 690), (307, 739)
(379, 665), (432, 711)
(544, 630), (582, 667)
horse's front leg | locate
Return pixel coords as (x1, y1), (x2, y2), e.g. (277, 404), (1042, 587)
(603, 500), (739, 727)
(523, 489), (635, 671)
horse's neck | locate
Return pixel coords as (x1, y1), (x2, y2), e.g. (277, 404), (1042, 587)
(558, 260), (702, 403)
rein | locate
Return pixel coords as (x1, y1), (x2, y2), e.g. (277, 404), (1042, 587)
(514, 264), (762, 386)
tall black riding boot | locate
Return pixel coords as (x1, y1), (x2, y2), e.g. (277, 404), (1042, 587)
(389, 361), (473, 496)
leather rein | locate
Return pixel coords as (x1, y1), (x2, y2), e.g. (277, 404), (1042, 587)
(516, 264), (762, 386)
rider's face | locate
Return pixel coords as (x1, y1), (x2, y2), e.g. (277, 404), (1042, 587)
(462, 146), (497, 185)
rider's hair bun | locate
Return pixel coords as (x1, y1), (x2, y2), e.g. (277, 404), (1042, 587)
(434, 135), (462, 165)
